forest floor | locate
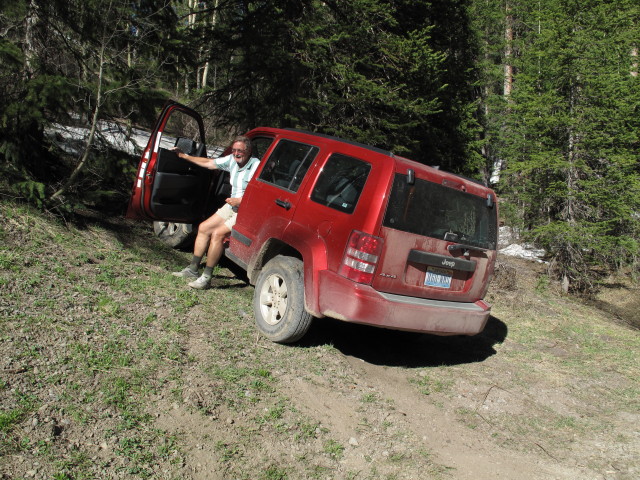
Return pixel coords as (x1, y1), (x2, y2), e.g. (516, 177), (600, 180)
(0, 200), (638, 480)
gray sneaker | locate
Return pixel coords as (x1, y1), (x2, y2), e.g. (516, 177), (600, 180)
(172, 267), (199, 279)
(188, 274), (211, 290)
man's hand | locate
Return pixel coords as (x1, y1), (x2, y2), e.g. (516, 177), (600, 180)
(226, 197), (242, 208)
(170, 148), (216, 169)
(170, 147), (184, 158)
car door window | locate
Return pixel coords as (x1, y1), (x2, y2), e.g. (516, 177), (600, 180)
(251, 136), (275, 160)
(310, 154), (371, 214)
(160, 110), (205, 156)
(258, 139), (319, 192)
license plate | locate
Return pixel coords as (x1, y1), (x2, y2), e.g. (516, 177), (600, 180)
(424, 266), (453, 288)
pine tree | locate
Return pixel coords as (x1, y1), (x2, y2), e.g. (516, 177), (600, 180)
(195, 0), (482, 169)
(499, 0), (640, 291)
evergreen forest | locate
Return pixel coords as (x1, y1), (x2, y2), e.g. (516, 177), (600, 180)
(1, 0), (638, 292)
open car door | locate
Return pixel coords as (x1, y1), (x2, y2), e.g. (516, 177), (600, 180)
(126, 101), (221, 223)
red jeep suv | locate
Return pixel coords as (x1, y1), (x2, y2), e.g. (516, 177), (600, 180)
(128, 101), (499, 343)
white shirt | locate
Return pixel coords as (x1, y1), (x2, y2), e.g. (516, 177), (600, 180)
(214, 154), (260, 198)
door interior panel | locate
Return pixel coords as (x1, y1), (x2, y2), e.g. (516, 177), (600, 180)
(149, 148), (212, 221)
(155, 147), (200, 175)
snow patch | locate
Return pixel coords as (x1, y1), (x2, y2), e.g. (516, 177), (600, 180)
(46, 120), (223, 158)
(498, 226), (546, 262)
(499, 243), (546, 263)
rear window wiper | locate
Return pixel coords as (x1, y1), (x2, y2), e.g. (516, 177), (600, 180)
(447, 243), (489, 254)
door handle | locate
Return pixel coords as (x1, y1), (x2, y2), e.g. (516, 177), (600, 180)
(275, 199), (292, 210)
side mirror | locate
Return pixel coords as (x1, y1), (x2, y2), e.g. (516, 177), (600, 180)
(175, 137), (196, 156)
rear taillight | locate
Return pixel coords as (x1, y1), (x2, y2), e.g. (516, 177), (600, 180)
(338, 230), (384, 285)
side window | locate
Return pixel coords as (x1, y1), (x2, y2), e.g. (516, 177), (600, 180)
(258, 139), (319, 191)
(251, 136), (275, 160)
(310, 154), (371, 214)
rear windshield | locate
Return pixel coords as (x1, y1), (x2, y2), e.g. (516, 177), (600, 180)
(383, 174), (497, 250)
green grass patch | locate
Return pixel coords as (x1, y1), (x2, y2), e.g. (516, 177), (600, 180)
(322, 439), (344, 459)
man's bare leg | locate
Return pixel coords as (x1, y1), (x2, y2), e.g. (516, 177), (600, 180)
(172, 214), (225, 279)
(194, 214), (226, 257)
(188, 221), (231, 290)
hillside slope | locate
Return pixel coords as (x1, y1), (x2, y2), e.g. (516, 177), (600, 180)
(0, 201), (638, 480)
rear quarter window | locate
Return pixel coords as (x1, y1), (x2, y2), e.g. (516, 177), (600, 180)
(310, 153), (371, 214)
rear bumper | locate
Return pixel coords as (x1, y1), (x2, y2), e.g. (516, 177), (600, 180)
(317, 271), (490, 336)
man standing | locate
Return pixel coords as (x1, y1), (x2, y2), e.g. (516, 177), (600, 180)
(171, 135), (259, 289)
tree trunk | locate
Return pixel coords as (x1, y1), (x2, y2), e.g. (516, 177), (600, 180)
(504, 2), (513, 98)
(202, 61), (210, 88)
(201, 0), (219, 89)
(188, 0), (196, 26)
(23, 0), (39, 78)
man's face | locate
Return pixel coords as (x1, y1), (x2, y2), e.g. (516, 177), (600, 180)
(231, 141), (250, 166)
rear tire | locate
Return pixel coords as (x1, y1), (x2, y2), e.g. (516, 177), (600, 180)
(253, 256), (313, 344)
(153, 221), (195, 249)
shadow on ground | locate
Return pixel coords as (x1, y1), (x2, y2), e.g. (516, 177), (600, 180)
(71, 211), (195, 269)
(587, 286), (640, 330)
(299, 315), (508, 368)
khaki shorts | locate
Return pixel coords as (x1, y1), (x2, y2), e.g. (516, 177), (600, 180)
(216, 203), (238, 230)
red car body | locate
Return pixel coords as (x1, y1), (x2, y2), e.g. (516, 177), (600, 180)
(128, 101), (499, 343)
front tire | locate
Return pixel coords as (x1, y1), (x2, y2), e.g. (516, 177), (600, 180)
(253, 256), (313, 344)
(153, 221), (194, 249)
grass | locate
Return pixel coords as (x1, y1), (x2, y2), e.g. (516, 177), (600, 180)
(0, 200), (359, 477)
(322, 439), (345, 459)
(0, 206), (198, 477)
(409, 370), (453, 396)
(1, 200), (639, 479)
